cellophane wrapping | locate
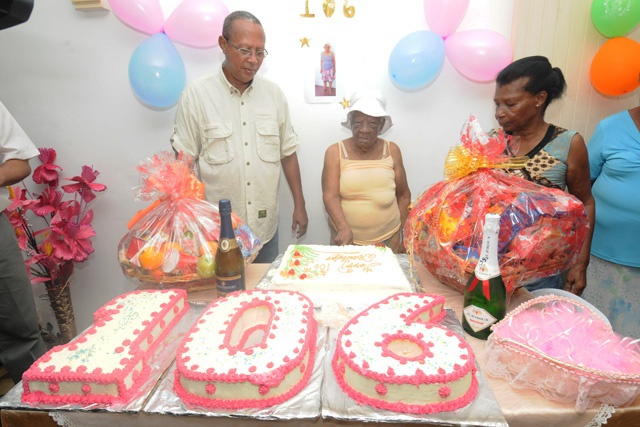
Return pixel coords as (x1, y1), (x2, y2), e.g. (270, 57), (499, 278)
(118, 152), (261, 291)
(485, 295), (640, 412)
(404, 116), (589, 295)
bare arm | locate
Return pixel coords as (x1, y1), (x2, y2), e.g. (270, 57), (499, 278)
(0, 159), (31, 187)
(564, 133), (595, 296)
(388, 142), (411, 252)
(281, 152), (308, 238)
(321, 143), (352, 245)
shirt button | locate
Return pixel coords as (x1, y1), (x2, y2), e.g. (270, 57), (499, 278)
(247, 182), (251, 186)
(241, 102), (244, 105)
(243, 122), (246, 125)
(246, 161), (250, 165)
(248, 201), (252, 205)
(245, 142), (248, 146)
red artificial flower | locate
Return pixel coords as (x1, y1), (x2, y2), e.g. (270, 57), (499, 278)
(62, 165), (106, 203)
(5, 147), (106, 285)
(32, 147), (62, 187)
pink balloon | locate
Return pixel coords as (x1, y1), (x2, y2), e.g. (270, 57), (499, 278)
(423, 0), (469, 38)
(164, 0), (229, 49)
(108, 0), (164, 35)
(445, 29), (513, 83)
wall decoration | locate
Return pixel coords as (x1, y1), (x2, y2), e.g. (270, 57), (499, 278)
(305, 40), (342, 103)
(445, 29), (512, 83)
(300, 37), (311, 47)
(389, 0), (513, 90)
(340, 98), (350, 109)
(591, 0), (640, 38)
(589, 0), (640, 95)
(389, 30), (446, 91)
(108, 0), (229, 108)
(301, 0), (356, 18)
(590, 37), (640, 96)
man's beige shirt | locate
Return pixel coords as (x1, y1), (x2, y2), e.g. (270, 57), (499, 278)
(171, 68), (299, 243)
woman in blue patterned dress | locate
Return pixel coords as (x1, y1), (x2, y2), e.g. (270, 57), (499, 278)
(493, 56), (595, 296)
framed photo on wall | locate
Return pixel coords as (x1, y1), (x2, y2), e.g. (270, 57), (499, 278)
(305, 40), (342, 103)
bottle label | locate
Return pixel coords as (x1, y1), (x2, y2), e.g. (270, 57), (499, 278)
(218, 237), (238, 252)
(463, 305), (497, 333)
(216, 274), (243, 296)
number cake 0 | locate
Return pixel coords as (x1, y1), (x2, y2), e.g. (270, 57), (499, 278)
(332, 293), (478, 414)
(174, 290), (318, 409)
(270, 244), (413, 308)
(22, 289), (189, 405)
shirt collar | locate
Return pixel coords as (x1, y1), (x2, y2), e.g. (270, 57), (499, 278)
(218, 65), (254, 96)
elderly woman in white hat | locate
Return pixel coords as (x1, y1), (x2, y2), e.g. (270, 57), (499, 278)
(321, 89), (411, 253)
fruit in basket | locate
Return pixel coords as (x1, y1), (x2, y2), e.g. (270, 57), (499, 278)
(139, 246), (163, 270)
(196, 254), (216, 279)
(199, 240), (219, 257)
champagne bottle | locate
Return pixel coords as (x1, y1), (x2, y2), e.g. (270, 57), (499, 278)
(215, 199), (245, 298)
(462, 213), (507, 340)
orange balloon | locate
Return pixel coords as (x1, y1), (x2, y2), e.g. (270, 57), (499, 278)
(590, 37), (640, 96)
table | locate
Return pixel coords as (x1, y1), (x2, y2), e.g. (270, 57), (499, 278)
(2, 263), (639, 427)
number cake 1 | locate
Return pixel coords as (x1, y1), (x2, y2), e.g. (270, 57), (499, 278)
(174, 289), (318, 409)
(270, 244), (413, 308)
(22, 289), (189, 405)
(332, 293), (478, 414)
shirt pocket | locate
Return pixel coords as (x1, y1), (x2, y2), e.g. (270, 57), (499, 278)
(256, 122), (281, 163)
(202, 123), (234, 165)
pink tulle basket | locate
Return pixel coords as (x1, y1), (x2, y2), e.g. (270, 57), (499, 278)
(485, 295), (640, 412)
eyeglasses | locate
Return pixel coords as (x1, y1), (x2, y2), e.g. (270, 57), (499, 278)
(224, 37), (268, 59)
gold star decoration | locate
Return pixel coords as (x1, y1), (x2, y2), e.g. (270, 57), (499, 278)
(300, 37), (310, 47)
(340, 98), (350, 109)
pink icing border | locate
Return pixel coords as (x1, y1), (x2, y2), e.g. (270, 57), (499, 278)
(332, 292), (479, 414)
(174, 290), (318, 409)
(22, 289), (189, 406)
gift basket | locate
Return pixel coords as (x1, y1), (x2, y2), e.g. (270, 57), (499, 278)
(485, 295), (640, 412)
(118, 152), (261, 291)
(404, 116), (589, 295)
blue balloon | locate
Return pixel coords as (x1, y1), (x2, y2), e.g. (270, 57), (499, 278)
(389, 30), (446, 91)
(128, 33), (186, 108)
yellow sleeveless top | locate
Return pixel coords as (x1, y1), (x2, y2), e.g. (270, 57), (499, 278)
(338, 140), (400, 244)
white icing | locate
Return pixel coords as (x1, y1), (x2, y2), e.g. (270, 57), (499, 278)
(178, 291), (313, 376)
(24, 290), (185, 401)
(272, 245), (412, 308)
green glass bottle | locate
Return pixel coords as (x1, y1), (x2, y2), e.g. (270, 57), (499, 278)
(215, 199), (245, 298)
(462, 213), (507, 340)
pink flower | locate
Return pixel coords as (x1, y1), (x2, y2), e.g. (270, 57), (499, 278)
(4, 147), (106, 285)
(62, 165), (106, 203)
(32, 148), (62, 187)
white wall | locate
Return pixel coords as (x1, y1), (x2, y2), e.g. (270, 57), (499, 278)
(2, 0), (513, 330)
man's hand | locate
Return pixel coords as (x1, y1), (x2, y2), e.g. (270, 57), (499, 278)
(291, 206), (308, 238)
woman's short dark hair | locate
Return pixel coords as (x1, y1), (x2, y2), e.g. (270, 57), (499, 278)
(222, 11), (262, 40)
(496, 56), (567, 109)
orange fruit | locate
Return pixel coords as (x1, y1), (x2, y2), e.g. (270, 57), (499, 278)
(199, 240), (219, 257)
(139, 246), (163, 271)
(161, 241), (182, 255)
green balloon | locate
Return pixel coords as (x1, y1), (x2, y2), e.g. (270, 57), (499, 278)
(591, 0), (640, 37)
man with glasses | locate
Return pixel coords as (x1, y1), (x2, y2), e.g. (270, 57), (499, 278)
(171, 10), (308, 263)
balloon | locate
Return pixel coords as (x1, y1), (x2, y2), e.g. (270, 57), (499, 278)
(423, 0), (469, 38)
(389, 31), (446, 91)
(590, 37), (640, 96)
(445, 29), (513, 83)
(108, 0), (164, 35)
(164, 0), (229, 48)
(591, 0), (640, 38)
(128, 33), (186, 108)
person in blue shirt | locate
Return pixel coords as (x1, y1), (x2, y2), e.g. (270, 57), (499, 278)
(583, 95), (640, 338)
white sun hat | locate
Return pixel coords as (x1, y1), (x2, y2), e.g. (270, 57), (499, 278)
(341, 89), (393, 134)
